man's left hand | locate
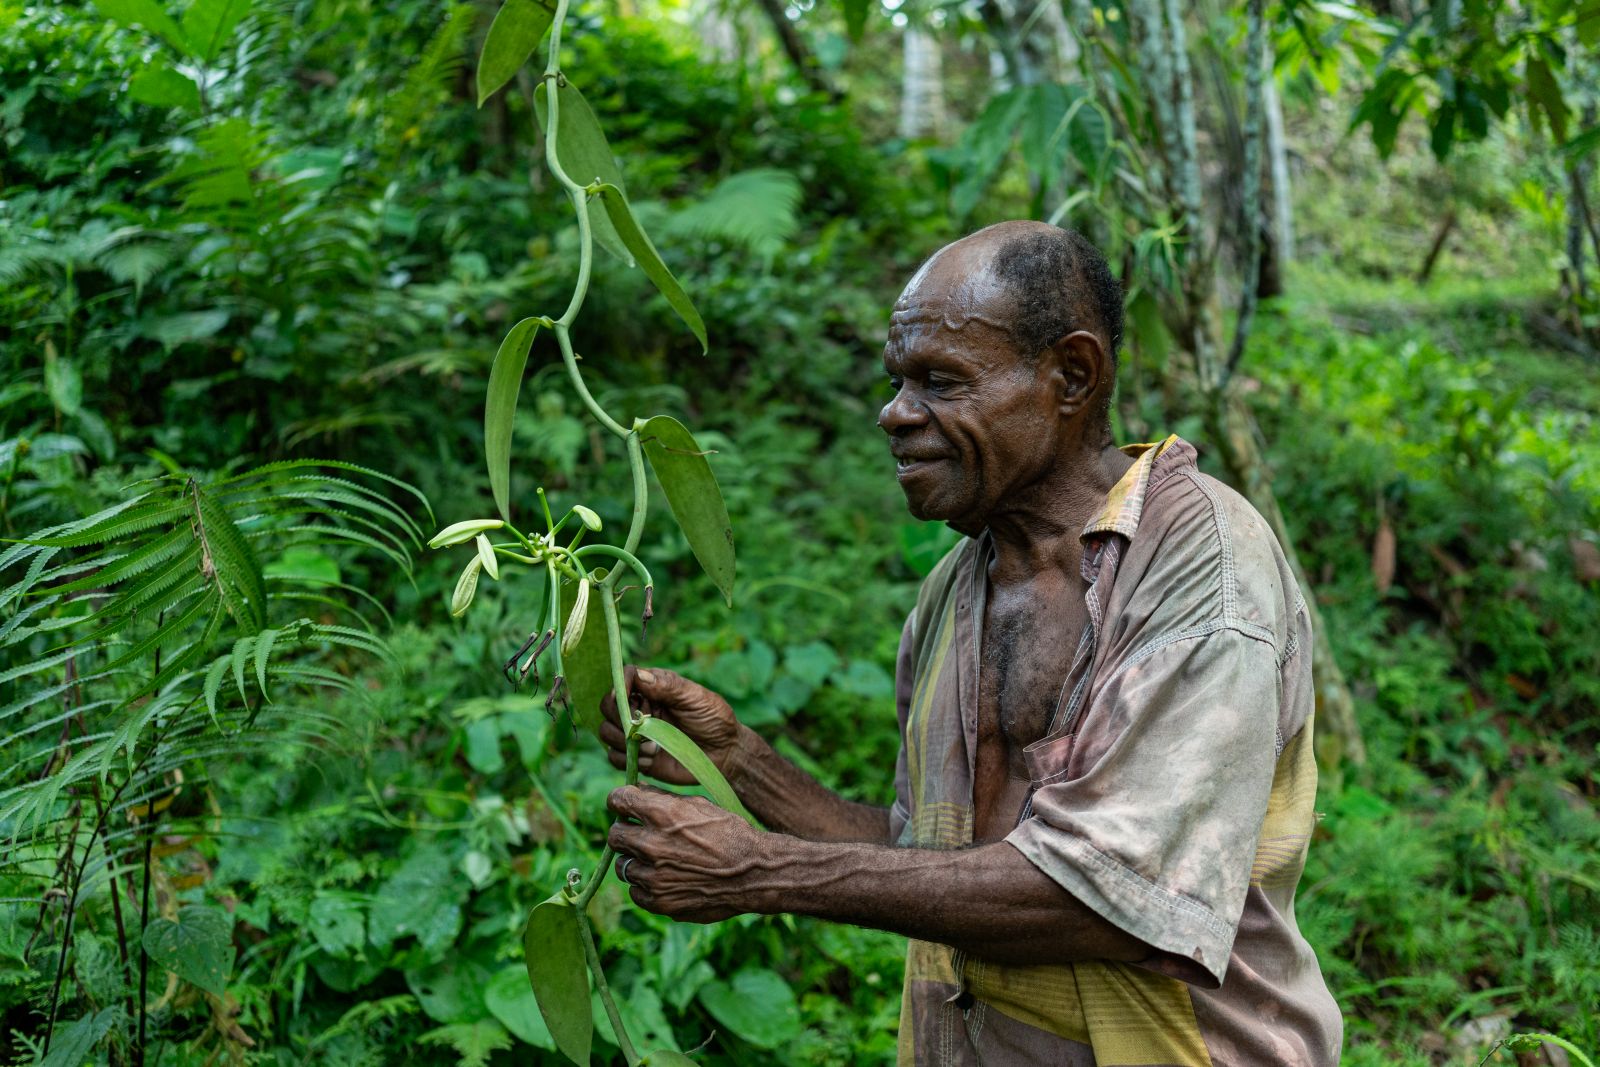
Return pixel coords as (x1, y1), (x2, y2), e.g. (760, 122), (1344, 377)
(607, 785), (773, 923)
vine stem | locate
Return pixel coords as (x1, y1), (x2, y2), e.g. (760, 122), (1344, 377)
(533, 4), (649, 1063)
(574, 543), (652, 589)
(556, 325), (627, 437)
(576, 908), (640, 1066)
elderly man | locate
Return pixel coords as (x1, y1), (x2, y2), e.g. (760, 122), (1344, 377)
(599, 221), (1342, 1065)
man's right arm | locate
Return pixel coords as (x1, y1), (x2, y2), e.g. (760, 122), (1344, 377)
(599, 667), (892, 844)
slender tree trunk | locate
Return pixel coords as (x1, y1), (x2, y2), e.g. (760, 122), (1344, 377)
(1131, 0), (1366, 769)
(1417, 209), (1458, 286)
(900, 28), (945, 140)
(1260, 72), (1292, 297)
(749, 0), (839, 99)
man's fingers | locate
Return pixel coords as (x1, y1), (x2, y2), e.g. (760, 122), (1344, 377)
(607, 784), (676, 824)
(607, 821), (652, 860)
(599, 720), (626, 750)
(631, 667), (675, 701)
(600, 665), (642, 726)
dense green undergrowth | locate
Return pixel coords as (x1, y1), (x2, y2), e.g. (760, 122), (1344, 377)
(2, 2), (1595, 1064)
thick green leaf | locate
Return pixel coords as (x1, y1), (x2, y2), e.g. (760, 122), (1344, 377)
(180, 0), (249, 62)
(93, 0), (188, 52)
(1526, 57), (1568, 144)
(533, 81), (632, 264)
(639, 415), (733, 603)
(406, 957), (492, 1024)
(595, 185), (707, 353)
(642, 1053), (699, 1067)
(142, 906), (234, 997)
(129, 64), (201, 110)
(39, 1008), (119, 1067)
(44, 356), (83, 416)
(841, 0), (871, 40)
(557, 575), (608, 734)
(634, 716), (757, 826)
(307, 895), (365, 957)
(476, 0), (556, 106)
(1067, 99), (1112, 183)
(696, 967), (799, 1049)
(523, 898), (591, 1066)
(1560, 123), (1600, 161)
(486, 964), (556, 1049)
(484, 317), (540, 521)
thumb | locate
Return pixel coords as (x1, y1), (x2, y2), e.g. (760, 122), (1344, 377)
(632, 667), (672, 700)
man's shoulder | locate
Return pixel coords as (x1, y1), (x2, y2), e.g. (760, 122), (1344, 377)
(1129, 466), (1304, 645)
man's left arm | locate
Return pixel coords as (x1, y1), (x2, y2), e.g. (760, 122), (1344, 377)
(606, 787), (1147, 967)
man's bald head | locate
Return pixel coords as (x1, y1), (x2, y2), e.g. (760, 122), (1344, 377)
(894, 221), (1124, 427)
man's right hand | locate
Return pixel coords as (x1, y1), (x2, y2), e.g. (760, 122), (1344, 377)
(600, 667), (745, 787)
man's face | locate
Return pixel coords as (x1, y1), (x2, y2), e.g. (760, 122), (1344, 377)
(878, 298), (1064, 528)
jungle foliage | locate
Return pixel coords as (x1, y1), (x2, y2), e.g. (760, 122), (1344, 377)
(0, 0), (1596, 1064)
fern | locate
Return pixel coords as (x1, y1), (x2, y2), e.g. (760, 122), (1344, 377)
(0, 459), (428, 1056)
(377, 4), (472, 164)
(662, 168), (804, 263)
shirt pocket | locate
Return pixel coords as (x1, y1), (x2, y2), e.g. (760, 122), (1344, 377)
(1021, 728), (1078, 786)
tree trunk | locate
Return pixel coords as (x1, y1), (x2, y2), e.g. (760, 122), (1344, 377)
(1417, 209), (1458, 286)
(1259, 72), (1292, 298)
(1132, 0), (1366, 769)
(900, 28), (945, 141)
(749, 0), (839, 99)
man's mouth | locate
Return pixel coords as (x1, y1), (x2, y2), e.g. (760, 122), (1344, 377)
(895, 456), (946, 476)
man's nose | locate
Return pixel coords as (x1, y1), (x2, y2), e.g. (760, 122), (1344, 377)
(878, 387), (926, 435)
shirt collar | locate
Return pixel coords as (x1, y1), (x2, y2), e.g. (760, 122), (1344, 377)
(1079, 434), (1184, 543)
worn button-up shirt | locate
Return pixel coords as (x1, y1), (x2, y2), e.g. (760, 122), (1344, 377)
(890, 436), (1342, 1066)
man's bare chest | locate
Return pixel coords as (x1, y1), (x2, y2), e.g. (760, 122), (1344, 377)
(975, 581), (1089, 787)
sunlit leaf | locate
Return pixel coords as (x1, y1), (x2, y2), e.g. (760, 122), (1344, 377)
(523, 897), (591, 1066)
(92, 0), (188, 53)
(634, 715), (758, 826)
(142, 905), (234, 997)
(595, 185), (707, 353)
(128, 65), (200, 110)
(476, 0), (556, 105)
(639, 415), (733, 603)
(485, 317), (540, 521)
(180, 0), (249, 62)
(533, 80), (632, 264)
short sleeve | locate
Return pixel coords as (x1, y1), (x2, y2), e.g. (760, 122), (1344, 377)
(1005, 628), (1280, 987)
(888, 613), (916, 845)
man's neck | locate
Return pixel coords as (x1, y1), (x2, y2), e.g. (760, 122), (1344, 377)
(984, 443), (1134, 586)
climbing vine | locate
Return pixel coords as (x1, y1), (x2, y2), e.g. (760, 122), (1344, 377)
(430, 2), (743, 1063)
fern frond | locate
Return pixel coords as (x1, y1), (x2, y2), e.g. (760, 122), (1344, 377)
(193, 482), (268, 630)
(25, 493), (185, 549)
(662, 168), (804, 262)
(40, 527), (193, 598)
(217, 457), (434, 527)
(104, 589), (216, 674)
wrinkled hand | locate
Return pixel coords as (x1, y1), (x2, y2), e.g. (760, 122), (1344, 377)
(607, 785), (772, 922)
(600, 667), (743, 787)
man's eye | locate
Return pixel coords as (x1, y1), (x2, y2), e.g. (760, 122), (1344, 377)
(887, 377), (904, 392)
(928, 376), (957, 393)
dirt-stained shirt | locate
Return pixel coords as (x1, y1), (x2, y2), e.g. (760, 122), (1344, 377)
(890, 436), (1343, 1066)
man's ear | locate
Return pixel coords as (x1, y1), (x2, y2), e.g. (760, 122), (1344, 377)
(1047, 330), (1108, 417)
